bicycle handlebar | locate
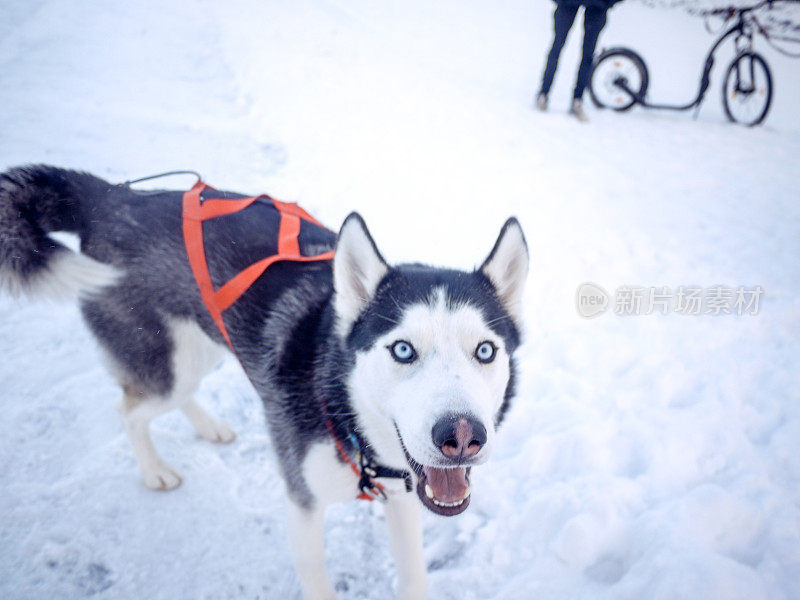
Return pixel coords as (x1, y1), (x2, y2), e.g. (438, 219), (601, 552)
(703, 0), (800, 57)
(704, 0), (788, 18)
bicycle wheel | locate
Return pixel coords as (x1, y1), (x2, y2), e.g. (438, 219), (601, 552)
(722, 52), (772, 126)
(590, 48), (649, 112)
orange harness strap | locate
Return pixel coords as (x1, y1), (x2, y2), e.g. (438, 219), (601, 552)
(182, 180), (334, 351)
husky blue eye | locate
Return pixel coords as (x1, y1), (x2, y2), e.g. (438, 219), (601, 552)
(475, 341), (497, 363)
(389, 341), (417, 363)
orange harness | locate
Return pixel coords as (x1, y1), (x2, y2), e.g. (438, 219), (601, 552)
(181, 179), (334, 351)
(180, 179), (406, 501)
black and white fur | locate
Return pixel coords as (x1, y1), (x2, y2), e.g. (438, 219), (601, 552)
(0, 165), (528, 600)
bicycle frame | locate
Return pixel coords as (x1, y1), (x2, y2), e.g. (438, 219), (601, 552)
(614, 10), (754, 112)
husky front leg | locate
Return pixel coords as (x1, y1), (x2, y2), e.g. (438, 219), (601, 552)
(385, 494), (427, 600)
(286, 500), (338, 600)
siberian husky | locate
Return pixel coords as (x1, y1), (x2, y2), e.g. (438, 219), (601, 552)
(0, 165), (528, 600)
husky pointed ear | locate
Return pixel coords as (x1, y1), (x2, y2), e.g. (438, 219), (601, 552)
(480, 218), (529, 323)
(333, 212), (389, 337)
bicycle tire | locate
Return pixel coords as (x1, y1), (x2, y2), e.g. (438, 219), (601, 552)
(590, 48), (649, 112)
(722, 52), (772, 126)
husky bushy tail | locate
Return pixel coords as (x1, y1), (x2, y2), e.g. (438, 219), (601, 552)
(0, 165), (121, 300)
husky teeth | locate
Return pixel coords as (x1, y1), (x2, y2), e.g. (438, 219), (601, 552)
(428, 486), (471, 508)
(431, 497), (466, 508)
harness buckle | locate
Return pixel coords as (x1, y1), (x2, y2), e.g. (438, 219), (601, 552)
(359, 472), (388, 503)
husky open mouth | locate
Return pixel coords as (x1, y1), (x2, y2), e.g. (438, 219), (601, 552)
(398, 429), (473, 516)
(416, 463), (472, 516)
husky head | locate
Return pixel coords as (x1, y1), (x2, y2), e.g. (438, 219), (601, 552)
(333, 213), (528, 516)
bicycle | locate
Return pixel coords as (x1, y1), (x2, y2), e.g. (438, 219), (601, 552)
(589, 0), (800, 126)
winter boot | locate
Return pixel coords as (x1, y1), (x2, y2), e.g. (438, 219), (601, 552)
(569, 98), (589, 122)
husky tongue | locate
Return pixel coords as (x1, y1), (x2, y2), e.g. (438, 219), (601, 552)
(423, 466), (469, 504)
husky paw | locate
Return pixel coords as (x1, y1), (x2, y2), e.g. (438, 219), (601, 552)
(183, 401), (237, 443)
(141, 461), (183, 491)
(196, 418), (237, 444)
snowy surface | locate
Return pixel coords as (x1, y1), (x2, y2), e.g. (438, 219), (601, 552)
(1, 1), (800, 599)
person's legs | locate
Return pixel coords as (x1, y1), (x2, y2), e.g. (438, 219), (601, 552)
(573, 6), (608, 100)
(539, 4), (579, 98)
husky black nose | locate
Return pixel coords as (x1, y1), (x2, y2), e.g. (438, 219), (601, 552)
(431, 415), (487, 460)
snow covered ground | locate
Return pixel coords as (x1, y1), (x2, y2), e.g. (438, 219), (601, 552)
(1, 0), (799, 598)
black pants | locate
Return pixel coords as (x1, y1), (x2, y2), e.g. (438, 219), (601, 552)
(539, 4), (608, 100)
